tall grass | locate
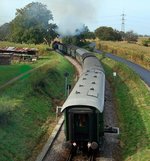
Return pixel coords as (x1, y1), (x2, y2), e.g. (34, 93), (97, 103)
(96, 54), (150, 161)
(96, 40), (150, 70)
(0, 52), (75, 161)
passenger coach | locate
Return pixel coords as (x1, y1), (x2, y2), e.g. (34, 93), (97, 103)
(61, 53), (105, 150)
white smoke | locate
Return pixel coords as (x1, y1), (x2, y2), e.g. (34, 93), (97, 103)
(48, 0), (100, 36)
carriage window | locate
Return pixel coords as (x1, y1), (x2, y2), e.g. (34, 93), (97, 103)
(75, 114), (87, 127)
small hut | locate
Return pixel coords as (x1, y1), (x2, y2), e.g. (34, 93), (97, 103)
(0, 53), (13, 65)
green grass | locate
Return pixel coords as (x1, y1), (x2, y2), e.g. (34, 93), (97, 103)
(0, 50), (59, 87)
(0, 64), (33, 86)
(0, 51), (75, 161)
(0, 41), (58, 86)
(96, 54), (150, 161)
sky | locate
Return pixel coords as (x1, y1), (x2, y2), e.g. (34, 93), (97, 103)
(0, 0), (150, 35)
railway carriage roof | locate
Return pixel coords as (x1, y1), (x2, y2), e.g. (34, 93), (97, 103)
(61, 69), (105, 113)
(76, 48), (89, 56)
(69, 45), (78, 50)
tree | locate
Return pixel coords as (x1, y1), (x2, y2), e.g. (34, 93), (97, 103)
(95, 26), (122, 41)
(75, 25), (95, 40)
(0, 23), (11, 41)
(62, 25), (96, 47)
(124, 30), (138, 42)
(62, 35), (84, 46)
(142, 38), (150, 47)
(9, 2), (57, 44)
(44, 23), (58, 46)
(85, 32), (96, 39)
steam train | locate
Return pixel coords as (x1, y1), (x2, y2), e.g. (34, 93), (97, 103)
(53, 42), (105, 151)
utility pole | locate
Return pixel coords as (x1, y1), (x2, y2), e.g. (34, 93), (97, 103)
(121, 12), (126, 33)
(64, 72), (69, 99)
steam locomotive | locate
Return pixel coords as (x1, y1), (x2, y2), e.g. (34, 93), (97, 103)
(53, 42), (105, 151)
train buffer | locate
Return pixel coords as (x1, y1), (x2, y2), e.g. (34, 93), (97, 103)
(104, 126), (119, 135)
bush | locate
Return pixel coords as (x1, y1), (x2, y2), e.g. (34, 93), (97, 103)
(0, 101), (16, 124)
(124, 30), (138, 43)
(95, 26), (122, 41)
(142, 38), (150, 47)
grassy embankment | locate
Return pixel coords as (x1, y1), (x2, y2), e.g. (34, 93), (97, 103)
(0, 43), (75, 161)
(0, 41), (55, 86)
(95, 40), (150, 70)
(0, 64), (32, 86)
(0, 56), (57, 87)
(96, 54), (150, 161)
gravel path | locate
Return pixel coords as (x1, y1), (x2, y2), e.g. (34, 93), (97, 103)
(43, 126), (68, 161)
(100, 80), (121, 161)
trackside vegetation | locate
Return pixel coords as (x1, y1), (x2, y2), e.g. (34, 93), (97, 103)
(0, 54), (61, 87)
(96, 54), (150, 161)
(0, 65), (33, 86)
(0, 52), (75, 161)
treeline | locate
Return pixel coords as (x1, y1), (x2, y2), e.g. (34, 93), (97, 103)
(62, 27), (139, 47)
(95, 26), (138, 42)
(0, 2), (147, 46)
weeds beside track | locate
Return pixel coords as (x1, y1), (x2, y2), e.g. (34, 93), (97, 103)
(96, 54), (150, 161)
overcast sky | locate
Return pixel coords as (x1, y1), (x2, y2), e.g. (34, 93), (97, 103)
(0, 0), (150, 35)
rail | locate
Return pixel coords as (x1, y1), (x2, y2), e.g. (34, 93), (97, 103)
(66, 147), (74, 161)
(66, 148), (96, 161)
(88, 152), (96, 161)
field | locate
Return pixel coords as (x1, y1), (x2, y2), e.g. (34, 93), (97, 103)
(96, 54), (150, 161)
(0, 54), (59, 87)
(0, 50), (75, 161)
(0, 64), (33, 86)
(0, 40), (149, 160)
(95, 40), (150, 70)
(0, 41), (58, 86)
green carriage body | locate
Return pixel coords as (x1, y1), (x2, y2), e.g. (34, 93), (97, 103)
(64, 107), (104, 143)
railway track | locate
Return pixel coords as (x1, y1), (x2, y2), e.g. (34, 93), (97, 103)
(66, 149), (96, 161)
(36, 56), (82, 161)
(65, 148), (74, 161)
(36, 55), (120, 161)
(88, 152), (95, 161)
